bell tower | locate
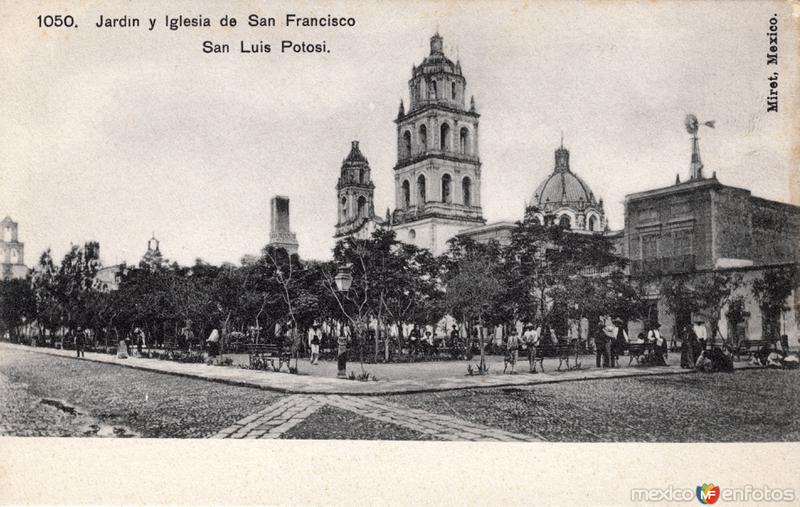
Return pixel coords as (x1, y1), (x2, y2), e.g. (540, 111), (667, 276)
(335, 141), (377, 239)
(391, 33), (485, 254)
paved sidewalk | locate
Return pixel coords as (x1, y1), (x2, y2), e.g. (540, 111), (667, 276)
(2, 342), (749, 395)
(213, 394), (538, 441)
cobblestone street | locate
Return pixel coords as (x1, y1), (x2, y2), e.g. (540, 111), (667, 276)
(1, 345), (797, 441)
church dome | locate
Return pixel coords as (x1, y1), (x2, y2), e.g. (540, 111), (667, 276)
(531, 145), (597, 209)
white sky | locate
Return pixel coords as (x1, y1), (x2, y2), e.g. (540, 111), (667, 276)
(2, 0), (797, 267)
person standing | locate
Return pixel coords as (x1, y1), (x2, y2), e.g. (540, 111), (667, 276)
(693, 319), (708, 351)
(75, 328), (85, 358)
(504, 329), (521, 374)
(409, 325), (421, 356)
(647, 322), (667, 365)
(523, 323), (541, 373)
(603, 320), (618, 367)
(206, 329), (220, 357)
(309, 323), (321, 365)
(595, 317), (609, 368)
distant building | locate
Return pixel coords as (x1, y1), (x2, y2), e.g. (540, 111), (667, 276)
(93, 264), (125, 292)
(268, 196), (299, 256)
(140, 235), (166, 270)
(1, 216), (28, 280)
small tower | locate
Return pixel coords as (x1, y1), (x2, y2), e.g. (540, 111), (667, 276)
(0, 216), (27, 280)
(268, 196), (299, 256)
(334, 141), (378, 239)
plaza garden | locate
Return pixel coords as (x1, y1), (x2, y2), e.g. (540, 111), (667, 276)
(1, 212), (798, 380)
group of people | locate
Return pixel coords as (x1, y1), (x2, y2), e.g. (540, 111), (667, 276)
(593, 317), (668, 368)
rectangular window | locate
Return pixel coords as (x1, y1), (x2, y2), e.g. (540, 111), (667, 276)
(639, 207), (657, 223)
(642, 235), (658, 259)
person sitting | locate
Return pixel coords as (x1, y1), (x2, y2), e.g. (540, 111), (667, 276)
(709, 346), (734, 372)
(695, 349), (713, 372)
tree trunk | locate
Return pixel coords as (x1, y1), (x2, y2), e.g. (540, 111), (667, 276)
(478, 313), (486, 373)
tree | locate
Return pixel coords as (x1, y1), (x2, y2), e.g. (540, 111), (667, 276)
(752, 265), (800, 341)
(0, 279), (36, 341)
(29, 249), (61, 343)
(661, 271), (743, 344)
(443, 257), (505, 373)
(504, 208), (627, 331)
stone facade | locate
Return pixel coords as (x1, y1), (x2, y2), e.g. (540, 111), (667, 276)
(268, 196), (299, 256)
(625, 176), (800, 276)
(624, 170), (800, 347)
(1, 216), (28, 280)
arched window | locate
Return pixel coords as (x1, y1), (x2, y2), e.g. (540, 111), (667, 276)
(3, 226), (11, 242)
(462, 177), (472, 207)
(451, 82), (456, 100)
(588, 215), (597, 232)
(532, 216), (542, 226)
(10, 249), (17, 263)
(441, 174), (452, 203)
(402, 180), (410, 208)
(409, 229), (416, 240)
(459, 127), (470, 154)
(417, 175), (426, 204)
(419, 124), (427, 151)
(419, 80), (426, 100)
(440, 122), (450, 151)
(431, 80), (437, 99)
(357, 196), (367, 218)
(358, 169), (365, 184)
(340, 196), (347, 220)
(402, 130), (412, 158)
(559, 215), (571, 229)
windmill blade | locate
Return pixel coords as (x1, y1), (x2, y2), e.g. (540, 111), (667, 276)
(685, 114), (699, 134)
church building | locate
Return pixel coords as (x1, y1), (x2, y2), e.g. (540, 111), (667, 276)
(334, 33), (486, 254)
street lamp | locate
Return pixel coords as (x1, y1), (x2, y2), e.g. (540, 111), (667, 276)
(333, 263), (353, 378)
(334, 264), (353, 292)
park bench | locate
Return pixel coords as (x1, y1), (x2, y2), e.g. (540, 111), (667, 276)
(247, 343), (291, 372)
(627, 341), (649, 366)
(734, 339), (772, 361)
(531, 340), (580, 372)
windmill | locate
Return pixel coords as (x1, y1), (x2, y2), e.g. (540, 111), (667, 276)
(685, 114), (715, 180)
